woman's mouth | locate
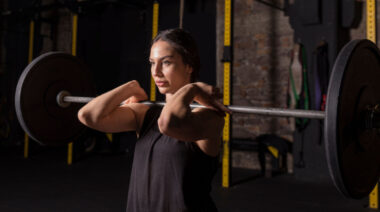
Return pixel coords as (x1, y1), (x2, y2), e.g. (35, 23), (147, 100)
(156, 81), (168, 87)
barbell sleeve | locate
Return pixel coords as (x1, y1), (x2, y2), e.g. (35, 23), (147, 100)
(62, 95), (326, 119)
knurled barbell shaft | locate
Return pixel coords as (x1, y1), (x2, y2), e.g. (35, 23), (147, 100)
(63, 95), (326, 119)
(63, 96), (94, 103)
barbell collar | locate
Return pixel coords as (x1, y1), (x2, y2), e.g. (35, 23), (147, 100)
(62, 96), (326, 119)
(57, 90), (72, 108)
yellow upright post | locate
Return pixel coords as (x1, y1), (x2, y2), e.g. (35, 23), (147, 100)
(24, 20), (34, 159)
(370, 184), (379, 209)
(222, 0), (232, 188)
(150, 1), (159, 101)
(367, 0), (376, 43)
(67, 142), (73, 165)
(68, 13), (79, 165)
(28, 21), (35, 63)
(367, 0), (378, 209)
(72, 14), (78, 56)
(23, 133), (29, 159)
(106, 133), (113, 142)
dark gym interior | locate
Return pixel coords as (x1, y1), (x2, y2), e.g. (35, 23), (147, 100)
(0, 0), (379, 211)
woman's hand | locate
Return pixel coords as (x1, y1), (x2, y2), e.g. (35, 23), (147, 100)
(123, 80), (148, 104)
(192, 82), (232, 115)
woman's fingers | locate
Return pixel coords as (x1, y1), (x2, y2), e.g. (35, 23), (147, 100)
(136, 89), (148, 101)
(195, 94), (232, 115)
(130, 81), (148, 102)
(214, 101), (232, 114)
(191, 82), (232, 115)
(209, 99), (232, 116)
(122, 88), (148, 105)
(123, 96), (139, 105)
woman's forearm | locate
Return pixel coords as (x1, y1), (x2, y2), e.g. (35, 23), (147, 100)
(158, 84), (198, 131)
(78, 81), (140, 124)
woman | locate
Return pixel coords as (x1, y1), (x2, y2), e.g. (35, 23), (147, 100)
(78, 28), (230, 212)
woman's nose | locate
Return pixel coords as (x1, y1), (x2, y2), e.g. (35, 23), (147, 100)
(152, 64), (162, 77)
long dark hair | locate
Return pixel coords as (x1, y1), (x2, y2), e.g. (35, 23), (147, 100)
(152, 28), (200, 82)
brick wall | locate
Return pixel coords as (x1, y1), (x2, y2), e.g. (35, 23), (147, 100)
(40, 0), (72, 54)
(217, 0), (294, 169)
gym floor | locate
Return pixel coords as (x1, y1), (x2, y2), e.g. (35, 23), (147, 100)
(0, 146), (371, 212)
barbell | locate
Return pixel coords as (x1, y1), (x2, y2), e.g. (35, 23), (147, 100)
(14, 39), (380, 200)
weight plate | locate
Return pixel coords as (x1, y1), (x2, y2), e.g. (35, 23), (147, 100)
(15, 52), (95, 146)
(325, 39), (380, 199)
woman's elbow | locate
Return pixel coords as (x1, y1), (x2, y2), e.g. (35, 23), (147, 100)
(77, 108), (96, 127)
(158, 114), (181, 136)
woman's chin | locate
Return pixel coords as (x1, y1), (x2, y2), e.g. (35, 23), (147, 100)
(157, 87), (170, 94)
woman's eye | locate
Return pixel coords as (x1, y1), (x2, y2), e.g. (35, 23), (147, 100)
(150, 61), (155, 66)
(163, 61), (171, 65)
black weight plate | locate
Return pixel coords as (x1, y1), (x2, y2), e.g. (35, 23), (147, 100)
(15, 52), (95, 146)
(325, 39), (380, 199)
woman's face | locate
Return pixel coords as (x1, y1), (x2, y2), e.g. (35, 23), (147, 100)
(149, 40), (192, 96)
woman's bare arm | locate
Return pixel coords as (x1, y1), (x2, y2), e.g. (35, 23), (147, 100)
(78, 80), (149, 133)
(158, 83), (229, 143)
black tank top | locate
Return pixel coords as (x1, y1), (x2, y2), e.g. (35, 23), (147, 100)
(126, 106), (218, 212)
